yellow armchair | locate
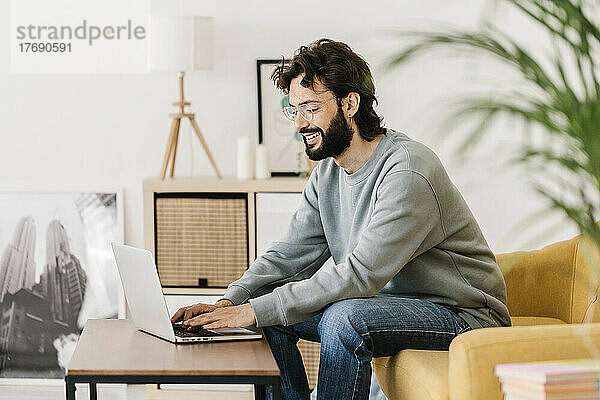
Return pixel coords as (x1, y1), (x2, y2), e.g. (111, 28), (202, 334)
(373, 233), (600, 400)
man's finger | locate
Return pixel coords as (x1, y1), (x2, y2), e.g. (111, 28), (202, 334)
(202, 321), (226, 329)
(198, 304), (217, 313)
(186, 314), (212, 327)
(186, 312), (219, 328)
(170, 307), (185, 323)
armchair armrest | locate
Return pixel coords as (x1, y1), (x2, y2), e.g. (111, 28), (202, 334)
(448, 323), (600, 400)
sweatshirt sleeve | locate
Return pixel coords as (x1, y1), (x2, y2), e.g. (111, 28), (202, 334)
(249, 169), (445, 327)
(220, 168), (332, 313)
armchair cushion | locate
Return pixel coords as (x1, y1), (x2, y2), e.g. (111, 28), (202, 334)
(510, 316), (566, 326)
(373, 350), (449, 400)
(496, 237), (578, 323)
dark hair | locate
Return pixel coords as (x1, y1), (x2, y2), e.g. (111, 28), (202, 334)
(272, 38), (385, 141)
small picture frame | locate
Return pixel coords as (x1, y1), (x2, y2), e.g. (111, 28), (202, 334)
(257, 59), (308, 176)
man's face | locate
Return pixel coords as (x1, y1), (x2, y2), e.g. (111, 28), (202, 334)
(289, 76), (354, 161)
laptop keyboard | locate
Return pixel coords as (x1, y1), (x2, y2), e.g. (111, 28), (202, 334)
(173, 324), (222, 337)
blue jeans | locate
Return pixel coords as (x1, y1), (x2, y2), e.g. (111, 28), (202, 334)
(263, 295), (472, 400)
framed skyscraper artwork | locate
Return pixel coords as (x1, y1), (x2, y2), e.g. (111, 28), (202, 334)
(0, 189), (124, 381)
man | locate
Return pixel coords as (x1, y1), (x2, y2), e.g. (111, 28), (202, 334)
(171, 38), (511, 400)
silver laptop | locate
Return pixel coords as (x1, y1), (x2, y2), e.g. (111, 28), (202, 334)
(111, 243), (262, 343)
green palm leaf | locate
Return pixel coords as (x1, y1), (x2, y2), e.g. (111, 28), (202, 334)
(385, 0), (600, 275)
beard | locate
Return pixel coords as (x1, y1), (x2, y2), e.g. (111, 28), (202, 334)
(300, 106), (354, 161)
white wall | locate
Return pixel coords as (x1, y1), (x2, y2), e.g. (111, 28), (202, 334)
(0, 0), (579, 254)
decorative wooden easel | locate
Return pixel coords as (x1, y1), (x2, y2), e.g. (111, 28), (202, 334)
(160, 72), (222, 180)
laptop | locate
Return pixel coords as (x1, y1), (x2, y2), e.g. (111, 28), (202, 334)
(111, 243), (262, 343)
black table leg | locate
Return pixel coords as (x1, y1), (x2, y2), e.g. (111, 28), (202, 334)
(65, 376), (76, 400)
(254, 384), (266, 400)
(89, 382), (98, 400)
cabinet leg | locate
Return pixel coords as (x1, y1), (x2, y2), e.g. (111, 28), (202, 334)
(65, 376), (76, 400)
(90, 382), (97, 400)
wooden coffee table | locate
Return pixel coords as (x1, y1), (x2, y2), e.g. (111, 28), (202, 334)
(65, 319), (281, 400)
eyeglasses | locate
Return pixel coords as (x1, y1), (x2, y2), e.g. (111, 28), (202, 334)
(282, 96), (337, 122)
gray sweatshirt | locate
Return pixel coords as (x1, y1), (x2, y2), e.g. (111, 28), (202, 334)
(222, 129), (511, 330)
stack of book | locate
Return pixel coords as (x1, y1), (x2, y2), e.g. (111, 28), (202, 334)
(494, 359), (600, 400)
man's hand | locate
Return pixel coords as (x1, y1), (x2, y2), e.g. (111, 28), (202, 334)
(182, 303), (256, 330)
(170, 299), (234, 324)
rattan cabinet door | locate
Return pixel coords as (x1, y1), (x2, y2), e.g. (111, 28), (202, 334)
(155, 194), (248, 288)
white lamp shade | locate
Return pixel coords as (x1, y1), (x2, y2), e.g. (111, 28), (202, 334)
(149, 16), (214, 71)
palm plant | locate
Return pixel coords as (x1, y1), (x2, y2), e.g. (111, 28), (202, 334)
(386, 0), (600, 277)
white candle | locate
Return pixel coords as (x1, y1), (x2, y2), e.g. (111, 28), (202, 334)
(255, 145), (270, 179)
(237, 137), (254, 179)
